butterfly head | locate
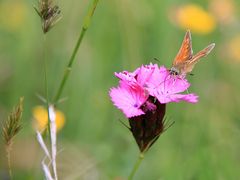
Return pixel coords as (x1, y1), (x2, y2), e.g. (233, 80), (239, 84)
(169, 67), (179, 76)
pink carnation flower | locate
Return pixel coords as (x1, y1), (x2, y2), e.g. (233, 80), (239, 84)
(109, 63), (199, 152)
(109, 82), (148, 118)
(109, 63), (198, 118)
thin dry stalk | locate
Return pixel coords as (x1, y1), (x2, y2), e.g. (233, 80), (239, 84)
(49, 106), (58, 180)
(36, 105), (58, 180)
(2, 97), (24, 179)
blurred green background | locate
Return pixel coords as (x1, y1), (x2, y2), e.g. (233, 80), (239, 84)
(0, 0), (240, 179)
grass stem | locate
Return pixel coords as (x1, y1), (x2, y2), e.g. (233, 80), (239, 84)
(54, 0), (100, 104)
(43, 35), (51, 143)
(6, 146), (12, 179)
(43, 35), (57, 179)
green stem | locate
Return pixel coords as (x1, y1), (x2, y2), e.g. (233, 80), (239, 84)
(54, 0), (100, 104)
(6, 145), (12, 179)
(43, 35), (55, 177)
(128, 153), (144, 180)
(43, 35), (51, 142)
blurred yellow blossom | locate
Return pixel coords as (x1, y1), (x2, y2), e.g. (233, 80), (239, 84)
(33, 106), (65, 132)
(226, 35), (240, 62)
(209, 0), (236, 25)
(174, 4), (216, 34)
(0, 1), (27, 31)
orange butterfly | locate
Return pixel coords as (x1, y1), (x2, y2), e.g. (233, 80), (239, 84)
(170, 30), (215, 76)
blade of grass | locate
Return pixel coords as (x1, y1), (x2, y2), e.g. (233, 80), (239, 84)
(43, 35), (52, 144)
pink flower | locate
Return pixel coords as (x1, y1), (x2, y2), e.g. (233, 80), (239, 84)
(109, 82), (148, 118)
(109, 64), (198, 118)
(109, 63), (199, 152)
(147, 66), (198, 104)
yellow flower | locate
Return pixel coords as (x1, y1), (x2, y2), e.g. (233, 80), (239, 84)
(33, 106), (65, 132)
(175, 4), (216, 34)
(209, 0), (236, 25)
(0, 1), (27, 31)
(227, 35), (240, 62)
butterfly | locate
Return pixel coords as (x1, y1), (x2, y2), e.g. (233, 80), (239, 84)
(170, 30), (215, 76)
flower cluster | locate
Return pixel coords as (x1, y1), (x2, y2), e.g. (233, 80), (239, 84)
(109, 64), (198, 151)
(110, 64), (197, 118)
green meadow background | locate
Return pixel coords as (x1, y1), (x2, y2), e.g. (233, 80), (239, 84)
(0, 0), (240, 179)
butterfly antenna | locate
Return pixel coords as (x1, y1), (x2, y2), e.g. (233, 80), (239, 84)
(153, 70), (171, 92)
(163, 74), (168, 92)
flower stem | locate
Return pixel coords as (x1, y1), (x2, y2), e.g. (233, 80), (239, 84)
(54, 0), (100, 104)
(128, 153), (144, 180)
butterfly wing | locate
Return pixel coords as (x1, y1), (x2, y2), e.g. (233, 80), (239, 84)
(188, 43), (215, 66)
(172, 30), (193, 66)
(184, 43), (215, 73)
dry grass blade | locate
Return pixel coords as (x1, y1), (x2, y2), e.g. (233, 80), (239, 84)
(42, 160), (54, 180)
(36, 131), (51, 160)
(1, 97), (24, 178)
(36, 105), (58, 180)
(49, 105), (58, 180)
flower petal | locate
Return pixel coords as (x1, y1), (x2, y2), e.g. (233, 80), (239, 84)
(115, 71), (138, 88)
(136, 63), (157, 86)
(145, 66), (170, 95)
(115, 71), (137, 82)
(146, 65), (195, 103)
(155, 92), (198, 104)
(109, 85), (148, 118)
